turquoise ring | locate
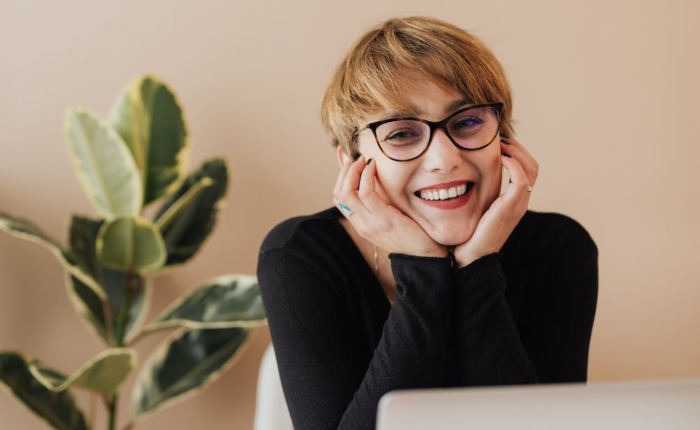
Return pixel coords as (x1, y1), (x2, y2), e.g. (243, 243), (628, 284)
(338, 202), (353, 216)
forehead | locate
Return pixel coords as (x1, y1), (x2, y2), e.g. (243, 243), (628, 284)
(362, 74), (472, 122)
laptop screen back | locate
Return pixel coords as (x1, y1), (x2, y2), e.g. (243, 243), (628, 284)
(376, 378), (700, 430)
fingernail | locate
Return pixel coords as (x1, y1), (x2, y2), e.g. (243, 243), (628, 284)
(366, 158), (373, 166)
(502, 153), (512, 158)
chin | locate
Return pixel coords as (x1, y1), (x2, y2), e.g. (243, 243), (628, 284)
(427, 225), (476, 247)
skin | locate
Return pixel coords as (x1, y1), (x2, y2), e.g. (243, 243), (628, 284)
(333, 75), (539, 297)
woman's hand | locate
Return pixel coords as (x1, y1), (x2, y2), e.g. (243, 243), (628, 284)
(453, 136), (539, 268)
(334, 155), (447, 258)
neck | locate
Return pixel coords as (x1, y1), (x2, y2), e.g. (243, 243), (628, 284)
(338, 217), (396, 305)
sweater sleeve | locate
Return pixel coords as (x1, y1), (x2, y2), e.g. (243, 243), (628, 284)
(258, 247), (454, 430)
(517, 219), (599, 383)
(450, 254), (539, 385)
(450, 216), (599, 385)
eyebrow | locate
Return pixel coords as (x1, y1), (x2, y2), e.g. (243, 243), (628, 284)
(446, 96), (474, 113)
(382, 96), (474, 120)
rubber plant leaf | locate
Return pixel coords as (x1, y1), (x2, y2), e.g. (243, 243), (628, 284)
(96, 215), (166, 275)
(102, 268), (152, 344)
(153, 158), (228, 269)
(131, 327), (251, 420)
(65, 107), (142, 217)
(0, 212), (103, 298)
(0, 352), (89, 430)
(67, 216), (152, 344)
(29, 348), (136, 396)
(109, 75), (190, 206)
(142, 274), (266, 334)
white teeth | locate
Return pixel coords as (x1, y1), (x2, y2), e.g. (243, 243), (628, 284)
(419, 184), (469, 201)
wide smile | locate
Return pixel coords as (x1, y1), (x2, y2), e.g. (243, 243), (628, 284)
(414, 181), (475, 209)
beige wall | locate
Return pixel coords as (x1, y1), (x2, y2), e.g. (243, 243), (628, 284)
(1, 0), (698, 428)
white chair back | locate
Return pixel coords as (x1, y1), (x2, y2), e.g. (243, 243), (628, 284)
(254, 344), (294, 430)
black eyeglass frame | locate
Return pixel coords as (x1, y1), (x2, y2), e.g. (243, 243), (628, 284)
(357, 102), (504, 162)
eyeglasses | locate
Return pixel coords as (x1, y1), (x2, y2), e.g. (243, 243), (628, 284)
(358, 102), (504, 162)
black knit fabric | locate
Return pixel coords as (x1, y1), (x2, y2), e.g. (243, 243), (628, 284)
(258, 208), (598, 430)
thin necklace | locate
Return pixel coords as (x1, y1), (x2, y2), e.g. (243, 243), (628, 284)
(374, 245), (395, 305)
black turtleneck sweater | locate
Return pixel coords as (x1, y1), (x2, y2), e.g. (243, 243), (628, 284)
(258, 208), (598, 430)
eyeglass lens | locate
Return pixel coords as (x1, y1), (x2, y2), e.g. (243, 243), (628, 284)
(375, 105), (500, 161)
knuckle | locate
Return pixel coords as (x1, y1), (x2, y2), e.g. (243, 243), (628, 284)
(377, 219), (392, 231)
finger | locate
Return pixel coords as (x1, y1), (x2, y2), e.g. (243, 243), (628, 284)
(335, 156), (373, 219)
(333, 156), (354, 198)
(500, 135), (532, 157)
(500, 139), (538, 185)
(357, 158), (394, 215)
(501, 154), (533, 203)
(340, 155), (366, 195)
(358, 158), (376, 196)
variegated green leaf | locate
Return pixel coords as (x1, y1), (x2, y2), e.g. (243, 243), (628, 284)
(66, 216), (153, 344)
(68, 215), (104, 282)
(65, 274), (111, 344)
(153, 158), (228, 269)
(109, 75), (190, 206)
(103, 269), (153, 344)
(132, 327), (251, 420)
(97, 216), (166, 274)
(0, 212), (103, 298)
(154, 177), (213, 232)
(66, 216), (112, 343)
(143, 274), (266, 334)
(65, 108), (142, 217)
(0, 352), (88, 430)
(30, 349), (136, 396)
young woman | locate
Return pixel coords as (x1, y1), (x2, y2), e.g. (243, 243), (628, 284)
(258, 16), (598, 430)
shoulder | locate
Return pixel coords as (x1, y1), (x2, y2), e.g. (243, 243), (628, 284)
(260, 207), (342, 254)
(257, 207), (355, 303)
(258, 207), (355, 281)
(504, 211), (598, 268)
(519, 211), (596, 251)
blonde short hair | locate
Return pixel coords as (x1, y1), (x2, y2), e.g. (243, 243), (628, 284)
(320, 16), (514, 158)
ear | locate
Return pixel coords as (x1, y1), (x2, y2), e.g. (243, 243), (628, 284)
(337, 147), (351, 167)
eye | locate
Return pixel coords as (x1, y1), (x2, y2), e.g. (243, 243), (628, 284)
(377, 121), (425, 146)
(452, 116), (483, 130)
(386, 129), (419, 141)
(449, 111), (487, 138)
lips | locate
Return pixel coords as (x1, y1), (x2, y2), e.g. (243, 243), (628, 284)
(415, 181), (473, 200)
(414, 181), (474, 209)
(417, 183), (469, 201)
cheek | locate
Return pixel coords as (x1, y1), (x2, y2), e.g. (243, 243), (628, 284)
(475, 152), (503, 205)
(374, 165), (405, 203)
(488, 156), (503, 185)
(480, 150), (503, 183)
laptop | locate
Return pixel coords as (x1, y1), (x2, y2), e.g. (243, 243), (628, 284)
(376, 378), (700, 430)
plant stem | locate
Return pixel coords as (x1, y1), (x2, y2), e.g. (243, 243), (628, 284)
(109, 269), (137, 430)
(89, 392), (95, 429)
(114, 270), (135, 348)
(108, 394), (118, 430)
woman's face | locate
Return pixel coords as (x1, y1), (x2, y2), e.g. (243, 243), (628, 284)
(354, 76), (503, 246)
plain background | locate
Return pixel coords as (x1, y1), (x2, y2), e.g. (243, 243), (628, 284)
(1, 0), (698, 429)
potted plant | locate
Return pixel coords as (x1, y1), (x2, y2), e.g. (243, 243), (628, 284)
(0, 75), (266, 430)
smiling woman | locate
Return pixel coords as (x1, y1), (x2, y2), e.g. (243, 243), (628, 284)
(257, 16), (597, 430)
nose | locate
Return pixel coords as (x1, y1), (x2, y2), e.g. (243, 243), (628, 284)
(421, 127), (463, 172)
